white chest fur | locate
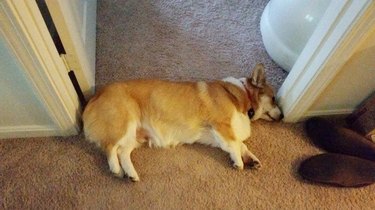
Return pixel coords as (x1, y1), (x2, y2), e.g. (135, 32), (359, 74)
(230, 111), (251, 141)
(144, 110), (251, 148)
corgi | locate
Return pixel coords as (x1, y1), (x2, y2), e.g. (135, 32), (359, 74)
(82, 64), (283, 181)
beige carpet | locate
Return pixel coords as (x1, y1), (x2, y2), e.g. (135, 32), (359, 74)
(1, 122), (374, 209)
(95, 0), (288, 89)
(1, 0), (375, 209)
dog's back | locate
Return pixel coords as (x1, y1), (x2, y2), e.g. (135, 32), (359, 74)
(83, 80), (248, 149)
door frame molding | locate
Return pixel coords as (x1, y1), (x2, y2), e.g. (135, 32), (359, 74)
(277, 0), (375, 122)
(45, 0), (96, 98)
(0, 0), (80, 137)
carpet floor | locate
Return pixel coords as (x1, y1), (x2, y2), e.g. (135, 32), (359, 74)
(1, 0), (374, 209)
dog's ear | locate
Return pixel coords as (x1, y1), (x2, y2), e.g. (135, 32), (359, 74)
(250, 63), (266, 88)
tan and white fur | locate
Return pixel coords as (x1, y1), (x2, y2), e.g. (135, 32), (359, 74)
(82, 64), (283, 181)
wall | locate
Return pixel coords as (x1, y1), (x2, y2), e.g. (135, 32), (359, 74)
(0, 33), (55, 128)
(308, 26), (375, 115)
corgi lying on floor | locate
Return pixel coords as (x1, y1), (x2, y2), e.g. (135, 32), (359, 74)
(82, 64), (283, 181)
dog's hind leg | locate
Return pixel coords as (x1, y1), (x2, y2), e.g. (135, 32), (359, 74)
(118, 146), (139, 181)
(117, 122), (141, 182)
(106, 144), (124, 177)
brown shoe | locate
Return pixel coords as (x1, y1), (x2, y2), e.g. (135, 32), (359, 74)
(305, 117), (375, 161)
(299, 153), (375, 187)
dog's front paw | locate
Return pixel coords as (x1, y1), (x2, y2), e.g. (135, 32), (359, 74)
(246, 159), (262, 169)
(233, 162), (244, 170)
(242, 153), (262, 169)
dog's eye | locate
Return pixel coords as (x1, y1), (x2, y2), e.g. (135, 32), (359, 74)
(248, 108), (255, 119)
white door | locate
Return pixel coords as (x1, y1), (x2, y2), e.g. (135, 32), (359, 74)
(0, 0), (85, 138)
(0, 0), (97, 138)
(45, 0), (97, 99)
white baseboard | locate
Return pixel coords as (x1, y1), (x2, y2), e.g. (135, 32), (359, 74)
(303, 108), (354, 120)
(0, 125), (60, 139)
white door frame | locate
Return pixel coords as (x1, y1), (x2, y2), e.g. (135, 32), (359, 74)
(45, 0), (97, 99)
(278, 0), (375, 122)
(0, 0), (80, 136)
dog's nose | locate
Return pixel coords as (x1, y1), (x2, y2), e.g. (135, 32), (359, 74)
(279, 113), (284, 120)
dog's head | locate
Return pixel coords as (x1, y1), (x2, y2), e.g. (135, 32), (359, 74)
(242, 64), (283, 121)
